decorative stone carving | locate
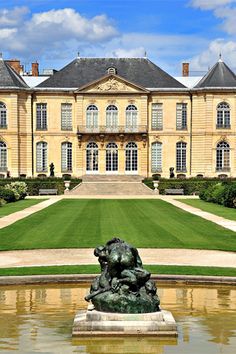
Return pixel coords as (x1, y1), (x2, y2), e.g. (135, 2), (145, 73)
(96, 78), (128, 91)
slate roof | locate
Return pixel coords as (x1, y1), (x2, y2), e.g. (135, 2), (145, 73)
(195, 60), (236, 88)
(37, 58), (186, 90)
(0, 59), (28, 89)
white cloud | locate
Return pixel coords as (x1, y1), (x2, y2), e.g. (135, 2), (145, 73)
(190, 0), (236, 10)
(190, 39), (236, 71)
(111, 47), (146, 58)
(0, 7), (118, 58)
(0, 28), (17, 40)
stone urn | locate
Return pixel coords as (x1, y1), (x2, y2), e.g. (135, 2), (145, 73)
(64, 180), (71, 191)
(153, 180), (159, 193)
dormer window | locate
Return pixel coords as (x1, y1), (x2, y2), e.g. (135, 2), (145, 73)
(107, 67), (117, 75)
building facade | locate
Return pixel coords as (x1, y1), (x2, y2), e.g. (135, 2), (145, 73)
(1, 56), (236, 178)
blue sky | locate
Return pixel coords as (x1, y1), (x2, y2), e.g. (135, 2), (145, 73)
(1, 0), (236, 75)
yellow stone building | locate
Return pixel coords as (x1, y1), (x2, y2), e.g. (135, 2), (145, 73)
(0, 55), (236, 178)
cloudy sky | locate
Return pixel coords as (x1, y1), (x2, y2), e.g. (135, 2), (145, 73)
(1, 0), (236, 75)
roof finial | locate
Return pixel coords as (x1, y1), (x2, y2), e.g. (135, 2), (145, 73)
(0, 52), (3, 60)
(219, 52), (223, 62)
(77, 51), (80, 59)
(144, 50), (147, 58)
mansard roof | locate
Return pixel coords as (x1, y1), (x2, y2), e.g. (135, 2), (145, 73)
(0, 59), (28, 89)
(195, 60), (236, 89)
(37, 57), (186, 90)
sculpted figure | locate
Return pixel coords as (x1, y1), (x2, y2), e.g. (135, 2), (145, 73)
(85, 238), (160, 313)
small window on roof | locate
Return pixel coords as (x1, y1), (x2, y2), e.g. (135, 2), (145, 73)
(107, 67), (117, 75)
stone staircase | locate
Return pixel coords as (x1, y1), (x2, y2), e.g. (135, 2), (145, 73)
(66, 175), (154, 196)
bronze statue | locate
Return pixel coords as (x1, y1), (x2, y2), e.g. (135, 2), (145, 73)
(85, 238), (160, 313)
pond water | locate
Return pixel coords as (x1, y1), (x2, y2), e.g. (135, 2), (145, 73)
(0, 283), (235, 353)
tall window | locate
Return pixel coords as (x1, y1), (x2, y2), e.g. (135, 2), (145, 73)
(216, 141), (230, 171)
(0, 142), (7, 171)
(106, 105), (118, 128)
(176, 142), (187, 172)
(216, 102), (230, 128)
(176, 103), (187, 130)
(125, 142), (138, 172)
(151, 142), (162, 172)
(61, 142), (72, 172)
(61, 103), (72, 130)
(86, 105), (98, 128)
(86, 142), (99, 172)
(106, 142), (118, 171)
(151, 103), (163, 130)
(36, 142), (48, 172)
(36, 103), (47, 130)
(126, 105), (137, 128)
(0, 102), (7, 129)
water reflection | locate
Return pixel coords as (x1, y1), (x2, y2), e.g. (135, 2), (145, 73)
(0, 284), (235, 353)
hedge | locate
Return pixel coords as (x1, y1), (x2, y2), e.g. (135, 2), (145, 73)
(199, 182), (236, 208)
(0, 178), (82, 196)
(142, 177), (236, 195)
(0, 187), (16, 203)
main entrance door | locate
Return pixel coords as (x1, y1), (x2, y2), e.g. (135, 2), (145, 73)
(86, 142), (98, 173)
(125, 142), (138, 174)
(106, 142), (118, 173)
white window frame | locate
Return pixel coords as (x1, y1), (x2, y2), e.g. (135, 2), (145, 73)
(216, 102), (231, 129)
(216, 141), (230, 172)
(151, 142), (162, 173)
(106, 105), (118, 128)
(61, 103), (72, 130)
(176, 142), (187, 172)
(86, 105), (98, 128)
(36, 103), (47, 130)
(126, 105), (138, 129)
(151, 103), (163, 130)
(176, 103), (187, 130)
(36, 142), (48, 172)
(61, 142), (72, 172)
(0, 141), (7, 171)
(0, 102), (7, 129)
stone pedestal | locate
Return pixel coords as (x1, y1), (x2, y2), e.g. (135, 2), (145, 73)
(72, 305), (177, 337)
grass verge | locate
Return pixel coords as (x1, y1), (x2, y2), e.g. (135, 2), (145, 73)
(0, 265), (235, 277)
(0, 199), (47, 218)
(176, 198), (236, 221)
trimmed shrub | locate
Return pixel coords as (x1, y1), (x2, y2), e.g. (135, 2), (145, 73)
(0, 187), (16, 203)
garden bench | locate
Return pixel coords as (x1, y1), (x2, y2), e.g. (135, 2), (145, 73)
(39, 189), (58, 195)
(164, 188), (184, 195)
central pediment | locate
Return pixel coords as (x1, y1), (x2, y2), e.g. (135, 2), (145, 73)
(76, 74), (149, 93)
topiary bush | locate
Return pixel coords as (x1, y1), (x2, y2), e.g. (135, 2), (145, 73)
(0, 187), (16, 203)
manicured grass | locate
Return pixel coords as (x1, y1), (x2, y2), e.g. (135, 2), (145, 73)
(178, 198), (236, 221)
(0, 199), (46, 218)
(0, 199), (236, 252)
(0, 264), (235, 277)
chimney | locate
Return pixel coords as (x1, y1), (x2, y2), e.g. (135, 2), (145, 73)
(6, 59), (21, 74)
(31, 62), (39, 76)
(182, 62), (189, 77)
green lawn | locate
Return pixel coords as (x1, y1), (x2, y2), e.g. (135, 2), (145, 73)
(0, 199), (46, 218)
(178, 198), (236, 221)
(0, 199), (236, 252)
(0, 264), (235, 277)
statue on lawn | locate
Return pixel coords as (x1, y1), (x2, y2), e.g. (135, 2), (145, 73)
(85, 237), (160, 313)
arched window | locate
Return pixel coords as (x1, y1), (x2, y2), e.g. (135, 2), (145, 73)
(216, 141), (230, 171)
(0, 102), (7, 129)
(125, 142), (138, 172)
(217, 102), (230, 128)
(126, 105), (137, 129)
(86, 142), (98, 172)
(86, 105), (98, 128)
(106, 142), (118, 172)
(176, 142), (187, 172)
(36, 142), (48, 172)
(61, 142), (72, 172)
(151, 142), (162, 172)
(0, 141), (7, 171)
(106, 105), (118, 128)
